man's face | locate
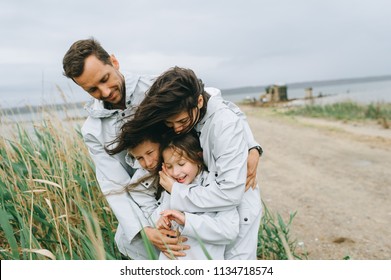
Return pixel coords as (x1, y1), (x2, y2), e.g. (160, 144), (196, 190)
(74, 55), (124, 104)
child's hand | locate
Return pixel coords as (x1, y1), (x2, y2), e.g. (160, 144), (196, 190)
(156, 215), (171, 230)
(160, 209), (186, 226)
(159, 164), (175, 193)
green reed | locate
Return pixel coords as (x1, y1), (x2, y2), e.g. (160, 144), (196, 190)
(0, 108), (300, 260)
(257, 203), (305, 260)
(285, 101), (391, 126)
(0, 112), (120, 260)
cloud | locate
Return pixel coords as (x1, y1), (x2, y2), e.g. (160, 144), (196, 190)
(1, 0), (391, 107)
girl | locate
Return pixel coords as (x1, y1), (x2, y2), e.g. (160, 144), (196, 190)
(153, 132), (239, 260)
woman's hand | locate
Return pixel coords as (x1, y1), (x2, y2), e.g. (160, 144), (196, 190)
(246, 148), (260, 191)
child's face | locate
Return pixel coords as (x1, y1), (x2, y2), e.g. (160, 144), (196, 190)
(162, 147), (199, 184)
(129, 140), (160, 172)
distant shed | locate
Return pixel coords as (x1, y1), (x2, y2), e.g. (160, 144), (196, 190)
(305, 87), (313, 99)
(264, 85), (288, 102)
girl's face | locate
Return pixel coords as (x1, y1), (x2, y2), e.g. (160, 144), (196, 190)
(162, 147), (199, 184)
(129, 140), (160, 172)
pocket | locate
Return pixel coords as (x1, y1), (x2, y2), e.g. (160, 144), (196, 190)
(238, 188), (262, 225)
(238, 208), (252, 225)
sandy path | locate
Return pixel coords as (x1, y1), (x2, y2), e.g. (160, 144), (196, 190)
(241, 105), (391, 260)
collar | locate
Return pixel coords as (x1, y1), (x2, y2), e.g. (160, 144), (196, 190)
(195, 87), (226, 129)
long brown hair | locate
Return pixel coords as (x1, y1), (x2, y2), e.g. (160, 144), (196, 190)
(105, 122), (168, 155)
(159, 130), (206, 174)
(108, 66), (210, 155)
(110, 130), (205, 199)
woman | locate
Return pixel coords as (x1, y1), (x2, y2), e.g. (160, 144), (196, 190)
(113, 66), (262, 259)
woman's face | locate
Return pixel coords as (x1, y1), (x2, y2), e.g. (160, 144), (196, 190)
(129, 140), (160, 172)
(162, 147), (199, 185)
(164, 109), (197, 134)
(164, 95), (204, 134)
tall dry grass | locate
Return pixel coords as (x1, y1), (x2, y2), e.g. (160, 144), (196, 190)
(0, 106), (301, 260)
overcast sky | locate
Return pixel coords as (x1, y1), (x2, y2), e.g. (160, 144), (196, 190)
(1, 0), (390, 107)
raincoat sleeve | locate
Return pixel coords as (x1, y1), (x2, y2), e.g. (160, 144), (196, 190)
(170, 113), (248, 213)
(82, 129), (150, 244)
(180, 208), (239, 245)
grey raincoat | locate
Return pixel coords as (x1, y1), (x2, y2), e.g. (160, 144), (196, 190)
(169, 88), (263, 259)
(81, 72), (155, 259)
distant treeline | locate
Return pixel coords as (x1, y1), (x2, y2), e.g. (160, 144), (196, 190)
(221, 75), (391, 95)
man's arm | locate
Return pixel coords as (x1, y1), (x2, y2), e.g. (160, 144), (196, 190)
(83, 131), (150, 243)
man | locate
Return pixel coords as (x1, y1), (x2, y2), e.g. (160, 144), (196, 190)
(62, 38), (262, 259)
(62, 38), (188, 259)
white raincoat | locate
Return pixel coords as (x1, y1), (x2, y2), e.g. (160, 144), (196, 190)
(81, 72), (155, 259)
(170, 88), (263, 259)
(82, 72), (261, 259)
(128, 170), (240, 260)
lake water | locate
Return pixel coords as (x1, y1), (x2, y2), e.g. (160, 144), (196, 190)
(1, 78), (391, 127)
(223, 79), (391, 105)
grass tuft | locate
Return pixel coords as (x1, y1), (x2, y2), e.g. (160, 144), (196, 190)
(285, 101), (391, 128)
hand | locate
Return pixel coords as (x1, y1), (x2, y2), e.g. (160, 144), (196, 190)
(156, 216), (172, 230)
(160, 209), (186, 226)
(159, 164), (176, 193)
(246, 148), (260, 191)
(144, 227), (190, 258)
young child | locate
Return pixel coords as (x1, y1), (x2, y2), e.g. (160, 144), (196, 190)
(151, 132), (240, 260)
(128, 133), (239, 260)
(113, 127), (188, 259)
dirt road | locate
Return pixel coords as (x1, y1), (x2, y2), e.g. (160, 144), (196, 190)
(242, 105), (391, 260)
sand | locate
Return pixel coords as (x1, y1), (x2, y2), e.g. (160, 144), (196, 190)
(242, 105), (391, 260)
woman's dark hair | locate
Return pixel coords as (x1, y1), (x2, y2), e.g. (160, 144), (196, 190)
(105, 122), (168, 155)
(108, 66), (210, 155)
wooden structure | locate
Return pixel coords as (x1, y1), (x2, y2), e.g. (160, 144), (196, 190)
(305, 87), (313, 99)
(262, 85), (288, 102)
